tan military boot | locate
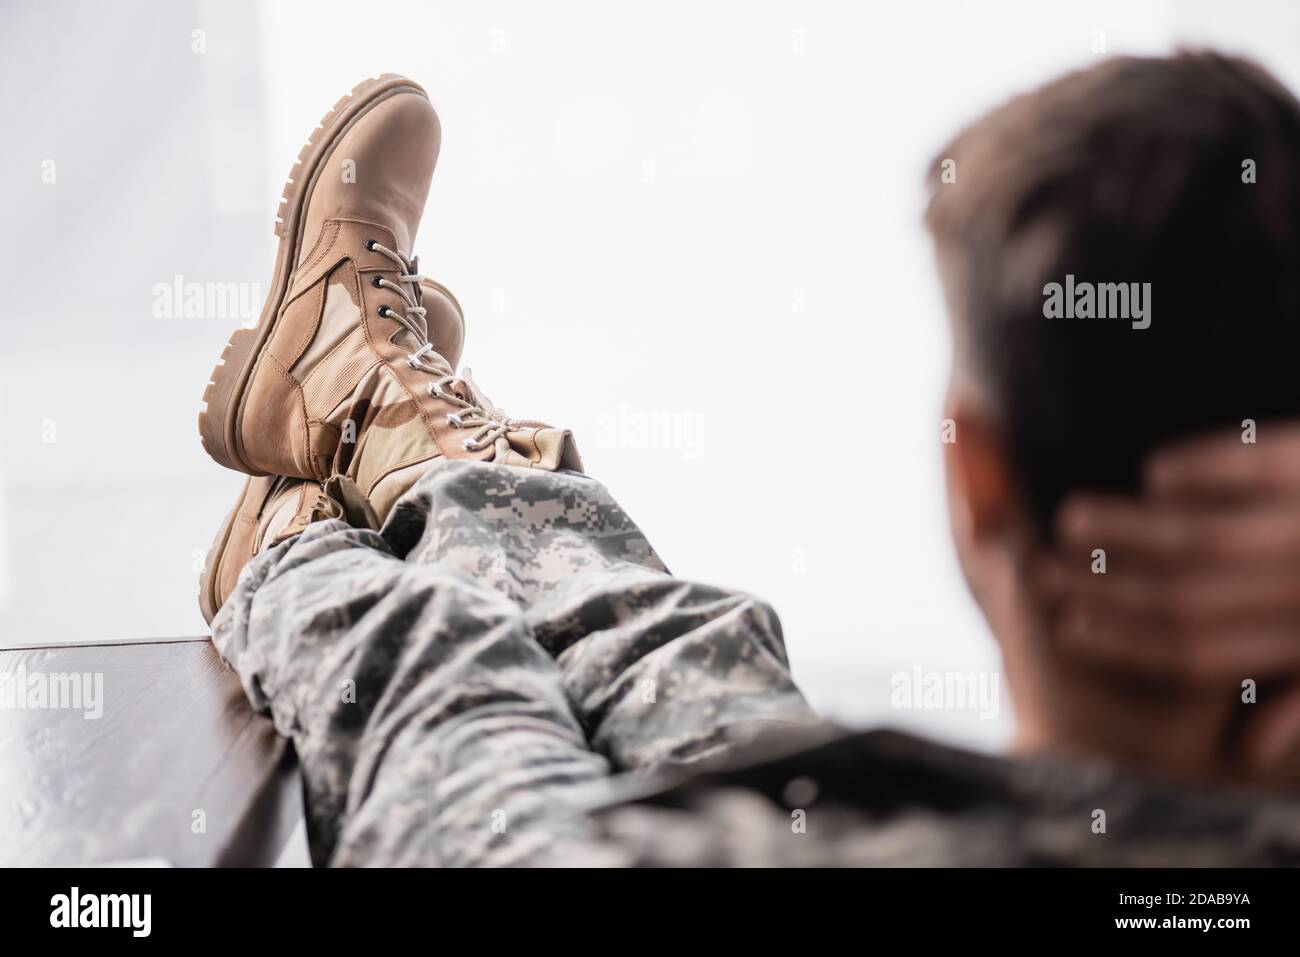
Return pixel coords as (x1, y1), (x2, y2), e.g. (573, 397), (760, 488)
(198, 73), (575, 490)
(198, 477), (342, 624)
(199, 277), (468, 624)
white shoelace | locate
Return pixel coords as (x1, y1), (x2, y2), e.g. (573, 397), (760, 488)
(368, 240), (549, 451)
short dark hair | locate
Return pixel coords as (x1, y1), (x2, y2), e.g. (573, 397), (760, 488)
(926, 51), (1300, 533)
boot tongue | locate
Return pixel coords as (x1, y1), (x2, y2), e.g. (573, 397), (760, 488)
(425, 346), (456, 378)
(389, 319), (456, 378)
(391, 324), (427, 356)
(389, 275), (448, 368)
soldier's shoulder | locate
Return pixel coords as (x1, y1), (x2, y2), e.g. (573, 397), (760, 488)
(589, 725), (1300, 866)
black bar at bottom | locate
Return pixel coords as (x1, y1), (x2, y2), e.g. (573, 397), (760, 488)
(8, 867), (1292, 943)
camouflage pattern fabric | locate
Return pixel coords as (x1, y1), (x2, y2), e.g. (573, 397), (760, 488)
(212, 459), (814, 865)
(572, 726), (1300, 865)
(213, 459), (1300, 867)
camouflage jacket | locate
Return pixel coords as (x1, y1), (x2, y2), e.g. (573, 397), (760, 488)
(568, 727), (1300, 866)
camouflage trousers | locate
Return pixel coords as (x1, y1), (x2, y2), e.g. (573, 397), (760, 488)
(212, 459), (813, 865)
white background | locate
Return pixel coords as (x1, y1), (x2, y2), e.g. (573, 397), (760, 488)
(2, 0), (1297, 750)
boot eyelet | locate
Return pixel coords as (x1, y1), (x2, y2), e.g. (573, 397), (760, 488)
(371, 275), (383, 288)
(446, 413), (463, 428)
(427, 382), (442, 396)
(364, 239), (377, 251)
(377, 305), (390, 318)
(462, 438), (477, 451)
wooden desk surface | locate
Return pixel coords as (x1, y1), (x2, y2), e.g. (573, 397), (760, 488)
(0, 638), (302, 866)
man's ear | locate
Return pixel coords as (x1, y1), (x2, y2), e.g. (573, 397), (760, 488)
(944, 404), (1015, 542)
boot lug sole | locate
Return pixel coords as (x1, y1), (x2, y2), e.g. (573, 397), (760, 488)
(197, 478), (251, 625)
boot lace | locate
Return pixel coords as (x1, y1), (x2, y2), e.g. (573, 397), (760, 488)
(367, 239), (550, 452)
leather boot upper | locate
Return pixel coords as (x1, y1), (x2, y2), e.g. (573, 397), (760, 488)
(200, 277), (469, 624)
(297, 90), (439, 267)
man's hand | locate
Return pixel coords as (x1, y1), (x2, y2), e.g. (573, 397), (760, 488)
(1039, 423), (1300, 781)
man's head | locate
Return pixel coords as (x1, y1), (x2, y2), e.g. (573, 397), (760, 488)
(926, 52), (1300, 779)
